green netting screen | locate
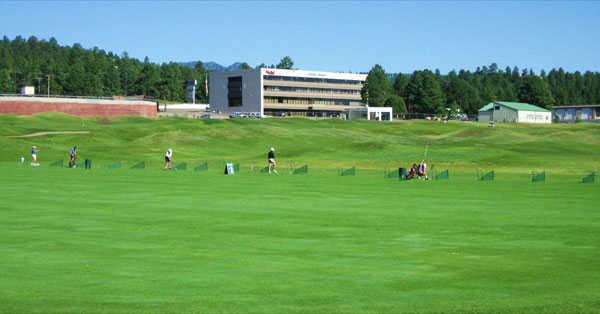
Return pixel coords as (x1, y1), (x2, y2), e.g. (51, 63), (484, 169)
(581, 172), (596, 184)
(435, 169), (449, 180)
(531, 171), (546, 183)
(131, 161), (146, 169)
(341, 167), (356, 176)
(50, 160), (64, 167)
(107, 161), (122, 169)
(194, 161), (208, 172)
(293, 165), (308, 174)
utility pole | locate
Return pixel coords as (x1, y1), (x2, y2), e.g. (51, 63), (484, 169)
(12, 69), (21, 94)
(113, 65), (118, 96)
(46, 74), (51, 97)
(35, 77), (42, 95)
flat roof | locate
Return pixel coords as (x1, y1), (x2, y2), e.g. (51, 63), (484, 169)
(552, 104), (600, 109)
(351, 106), (393, 112)
(209, 68), (367, 82)
(261, 68), (367, 81)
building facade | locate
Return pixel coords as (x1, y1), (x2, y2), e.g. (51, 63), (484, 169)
(478, 101), (551, 124)
(209, 68), (367, 117)
(552, 105), (600, 123)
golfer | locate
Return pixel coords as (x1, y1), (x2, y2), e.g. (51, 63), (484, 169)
(69, 145), (77, 168)
(267, 147), (277, 174)
(31, 145), (39, 166)
(418, 160), (428, 180)
(164, 148), (173, 170)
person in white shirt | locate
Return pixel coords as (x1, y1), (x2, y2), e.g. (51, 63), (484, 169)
(164, 148), (173, 170)
(418, 160), (428, 180)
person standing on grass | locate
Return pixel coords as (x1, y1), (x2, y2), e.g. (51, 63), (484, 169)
(267, 147), (278, 174)
(418, 160), (428, 180)
(69, 145), (77, 168)
(164, 148), (173, 170)
(31, 145), (39, 166)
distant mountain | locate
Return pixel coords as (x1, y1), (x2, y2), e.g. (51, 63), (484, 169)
(179, 61), (247, 72)
(224, 62), (246, 71)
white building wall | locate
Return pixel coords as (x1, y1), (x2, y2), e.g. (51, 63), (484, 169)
(348, 106), (393, 121)
(260, 68), (366, 81)
(517, 110), (552, 124)
(367, 106), (393, 121)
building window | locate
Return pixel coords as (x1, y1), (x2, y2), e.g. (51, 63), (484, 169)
(228, 76), (243, 107)
(263, 96), (355, 106)
(263, 75), (363, 85)
(264, 86), (360, 95)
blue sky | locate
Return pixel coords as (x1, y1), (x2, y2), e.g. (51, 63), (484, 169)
(1, 1), (599, 73)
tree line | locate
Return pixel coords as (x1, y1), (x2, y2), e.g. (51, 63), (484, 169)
(0, 36), (298, 103)
(362, 64), (600, 115)
(2, 36), (599, 111)
(0, 36), (211, 102)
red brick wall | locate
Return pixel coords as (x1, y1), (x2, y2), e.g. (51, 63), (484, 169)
(0, 100), (157, 118)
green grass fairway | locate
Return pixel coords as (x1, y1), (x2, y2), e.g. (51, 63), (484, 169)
(1, 114), (599, 313)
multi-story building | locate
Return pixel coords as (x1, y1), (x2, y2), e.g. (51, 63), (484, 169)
(209, 68), (368, 117)
(552, 105), (600, 123)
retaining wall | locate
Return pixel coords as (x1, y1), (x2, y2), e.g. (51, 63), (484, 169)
(0, 97), (157, 118)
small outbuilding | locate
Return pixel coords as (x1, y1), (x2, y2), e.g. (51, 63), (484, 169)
(347, 106), (393, 121)
(478, 101), (551, 124)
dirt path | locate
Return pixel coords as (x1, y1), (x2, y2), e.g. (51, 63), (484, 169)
(8, 131), (91, 138)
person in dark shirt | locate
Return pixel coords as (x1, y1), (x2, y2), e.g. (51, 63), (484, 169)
(69, 145), (77, 168)
(31, 145), (39, 166)
(407, 163), (417, 180)
(164, 148), (173, 170)
(267, 147), (278, 174)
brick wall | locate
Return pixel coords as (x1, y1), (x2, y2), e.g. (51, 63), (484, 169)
(0, 99), (157, 118)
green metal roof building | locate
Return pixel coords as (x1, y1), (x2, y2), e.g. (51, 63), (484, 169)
(478, 101), (551, 124)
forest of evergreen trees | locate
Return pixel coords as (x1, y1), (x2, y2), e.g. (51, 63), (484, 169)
(1, 36), (599, 114)
(363, 63), (600, 115)
(0, 36), (209, 102)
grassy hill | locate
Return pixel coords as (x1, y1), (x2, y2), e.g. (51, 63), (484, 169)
(1, 113), (599, 173)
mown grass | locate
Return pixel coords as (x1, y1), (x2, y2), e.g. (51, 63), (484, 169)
(1, 113), (599, 173)
(0, 114), (599, 313)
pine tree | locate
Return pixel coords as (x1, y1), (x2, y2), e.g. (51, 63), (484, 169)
(518, 76), (555, 108)
(362, 64), (392, 107)
(385, 94), (407, 114)
(276, 56), (294, 69)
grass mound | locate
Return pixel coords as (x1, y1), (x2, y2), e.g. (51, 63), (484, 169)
(1, 115), (599, 173)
